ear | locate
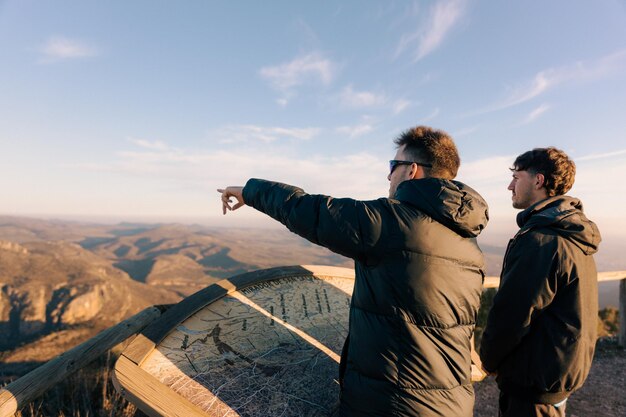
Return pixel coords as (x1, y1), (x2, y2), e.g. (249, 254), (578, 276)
(534, 173), (545, 189)
(409, 163), (425, 180)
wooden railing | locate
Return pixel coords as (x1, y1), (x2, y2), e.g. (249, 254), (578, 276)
(0, 305), (171, 417)
(0, 271), (624, 417)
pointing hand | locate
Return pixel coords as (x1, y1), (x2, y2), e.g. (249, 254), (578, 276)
(217, 187), (245, 215)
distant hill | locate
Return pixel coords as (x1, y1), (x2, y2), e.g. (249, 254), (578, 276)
(0, 216), (354, 374)
(0, 215), (622, 377)
(77, 223), (353, 297)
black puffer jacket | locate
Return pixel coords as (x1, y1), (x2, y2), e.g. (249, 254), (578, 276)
(479, 196), (601, 404)
(243, 178), (489, 417)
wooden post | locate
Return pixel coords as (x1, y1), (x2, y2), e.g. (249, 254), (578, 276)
(0, 305), (169, 417)
(618, 279), (626, 347)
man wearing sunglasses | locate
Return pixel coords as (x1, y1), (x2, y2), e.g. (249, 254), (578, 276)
(218, 126), (488, 417)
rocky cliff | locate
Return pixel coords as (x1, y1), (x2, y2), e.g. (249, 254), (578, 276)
(0, 239), (179, 351)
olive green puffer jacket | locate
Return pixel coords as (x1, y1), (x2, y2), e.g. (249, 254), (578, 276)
(243, 177), (489, 417)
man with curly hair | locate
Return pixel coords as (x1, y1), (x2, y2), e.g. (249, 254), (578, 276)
(480, 147), (601, 417)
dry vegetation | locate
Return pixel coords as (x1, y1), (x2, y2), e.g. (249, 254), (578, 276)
(6, 353), (137, 417)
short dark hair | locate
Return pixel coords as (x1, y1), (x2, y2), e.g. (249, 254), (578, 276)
(394, 126), (460, 179)
(512, 147), (576, 197)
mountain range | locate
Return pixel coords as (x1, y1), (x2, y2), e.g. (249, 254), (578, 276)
(0, 215), (622, 378)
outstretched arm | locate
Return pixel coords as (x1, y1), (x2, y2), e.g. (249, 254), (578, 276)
(217, 186), (245, 215)
(222, 178), (384, 261)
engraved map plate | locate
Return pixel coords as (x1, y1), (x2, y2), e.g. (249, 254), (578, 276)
(139, 273), (354, 416)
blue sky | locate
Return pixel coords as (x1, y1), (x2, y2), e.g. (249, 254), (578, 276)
(1, 1), (626, 239)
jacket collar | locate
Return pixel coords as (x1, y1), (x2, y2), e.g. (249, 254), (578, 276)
(516, 195), (582, 229)
(394, 178), (489, 238)
(515, 195), (601, 255)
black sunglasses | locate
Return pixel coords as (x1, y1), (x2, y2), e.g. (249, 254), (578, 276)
(389, 159), (432, 174)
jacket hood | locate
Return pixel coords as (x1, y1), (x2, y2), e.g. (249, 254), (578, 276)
(394, 178), (489, 238)
(517, 195), (601, 255)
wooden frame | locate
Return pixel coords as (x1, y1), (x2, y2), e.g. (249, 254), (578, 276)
(0, 306), (167, 417)
(112, 265), (355, 417)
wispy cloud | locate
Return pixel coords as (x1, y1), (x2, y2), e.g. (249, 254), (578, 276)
(418, 72), (439, 85)
(518, 103), (551, 125)
(420, 107), (440, 123)
(70, 144), (626, 230)
(76, 142), (388, 201)
(474, 49), (626, 114)
(259, 52), (337, 104)
(452, 125), (479, 138)
(396, 0), (466, 61)
(40, 36), (97, 61)
(392, 99), (411, 114)
(336, 123), (374, 138)
(333, 86), (412, 115)
(128, 137), (171, 151)
(496, 74), (551, 110)
(211, 124), (321, 144)
(577, 148), (626, 161)
(293, 18), (320, 46)
(458, 155), (513, 183)
(563, 150), (626, 230)
(337, 85), (387, 109)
